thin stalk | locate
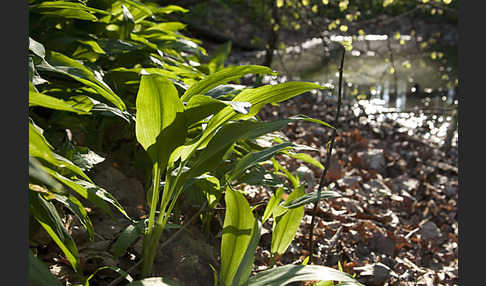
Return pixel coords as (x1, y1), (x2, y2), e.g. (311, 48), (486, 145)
(308, 48), (345, 264)
(141, 161), (185, 277)
(141, 161), (161, 275)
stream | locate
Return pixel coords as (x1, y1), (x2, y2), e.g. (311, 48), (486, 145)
(267, 34), (459, 148)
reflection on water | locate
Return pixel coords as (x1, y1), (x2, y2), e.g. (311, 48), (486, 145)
(269, 34), (458, 147)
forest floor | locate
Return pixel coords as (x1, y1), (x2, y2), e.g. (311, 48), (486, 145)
(37, 90), (458, 286)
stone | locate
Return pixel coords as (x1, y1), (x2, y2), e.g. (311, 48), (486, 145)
(419, 221), (441, 240)
(353, 148), (386, 174)
(355, 262), (391, 286)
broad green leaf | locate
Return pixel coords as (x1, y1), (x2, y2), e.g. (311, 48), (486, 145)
(283, 151), (324, 170)
(52, 193), (94, 240)
(237, 165), (283, 188)
(126, 277), (181, 286)
(29, 250), (63, 286)
(29, 37), (45, 59)
(29, 192), (81, 274)
(233, 82), (325, 118)
(228, 143), (293, 181)
(145, 22), (186, 33)
(232, 219), (261, 286)
(118, 0), (154, 23)
(283, 189), (341, 209)
(84, 266), (134, 286)
(262, 187), (284, 223)
(205, 84), (245, 99)
(184, 95), (251, 127)
(30, 2), (99, 21)
(29, 123), (91, 182)
(272, 159), (299, 189)
(135, 74), (186, 169)
(169, 82), (325, 166)
(271, 186), (305, 256)
(29, 90), (91, 114)
(111, 220), (146, 258)
(183, 117), (324, 182)
(37, 51), (126, 111)
(220, 187), (257, 286)
(41, 166), (130, 220)
(247, 265), (364, 286)
(120, 5), (135, 40)
(181, 65), (276, 101)
(155, 5), (188, 14)
(182, 175), (221, 208)
(29, 157), (63, 192)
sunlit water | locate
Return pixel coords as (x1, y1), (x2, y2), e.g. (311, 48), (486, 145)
(268, 35), (458, 147)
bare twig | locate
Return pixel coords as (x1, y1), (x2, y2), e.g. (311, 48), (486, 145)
(308, 47), (345, 264)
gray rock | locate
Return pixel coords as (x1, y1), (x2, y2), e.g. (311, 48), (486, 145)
(420, 221), (441, 240)
(296, 165), (316, 188)
(355, 262), (391, 286)
(444, 185), (458, 197)
(355, 148), (386, 174)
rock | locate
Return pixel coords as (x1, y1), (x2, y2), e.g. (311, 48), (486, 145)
(92, 164), (146, 218)
(368, 231), (396, 256)
(353, 148), (386, 174)
(388, 174), (419, 196)
(355, 262), (391, 286)
(444, 184), (458, 197)
(337, 175), (362, 190)
(419, 221), (441, 240)
(296, 164), (316, 188)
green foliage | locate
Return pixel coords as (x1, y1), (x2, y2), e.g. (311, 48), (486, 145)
(29, 0), (364, 285)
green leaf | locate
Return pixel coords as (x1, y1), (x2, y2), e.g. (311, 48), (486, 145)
(155, 5), (188, 14)
(37, 51), (126, 111)
(29, 192), (81, 274)
(247, 265), (364, 286)
(233, 82), (325, 118)
(52, 193), (94, 240)
(120, 5), (135, 40)
(205, 84), (245, 99)
(283, 152), (324, 170)
(229, 143), (293, 182)
(111, 220), (146, 258)
(29, 1), (108, 21)
(262, 187), (284, 223)
(127, 277), (182, 286)
(135, 74), (186, 169)
(271, 186), (305, 256)
(29, 123), (92, 182)
(283, 189), (341, 209)
(120, 0), (154, 23)
(181, 65), (276, 101)
(41, 166), (130, 220)
(29, 89), (91, 115)
(182, 175), (221, 208)
(29, 250), (63, 286)
(232, 219), (261, 286)
(184, 95), (251, 127)
(84, 266), (134, 286)
(220, 187), (257, 286)
(29, 37), (45, 59)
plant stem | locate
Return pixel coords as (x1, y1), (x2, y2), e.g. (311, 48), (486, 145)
(141, 161), (185, 277)
(308, 47), (345, 264)
(141, 161), (161, 277)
